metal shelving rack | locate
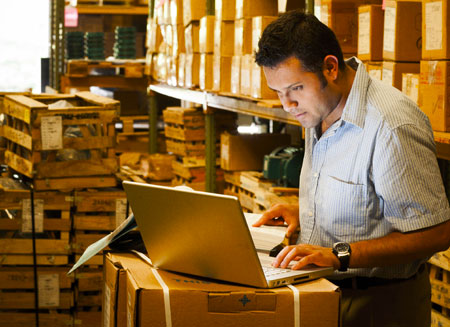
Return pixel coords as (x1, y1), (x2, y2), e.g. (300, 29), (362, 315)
(50, 0), (65, 91)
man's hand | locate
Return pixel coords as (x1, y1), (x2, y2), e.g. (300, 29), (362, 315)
(252, 204), (300, 238)
(273, 244), (340, 270)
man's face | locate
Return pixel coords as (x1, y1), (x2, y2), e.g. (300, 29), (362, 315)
(263, 56), (339, 128)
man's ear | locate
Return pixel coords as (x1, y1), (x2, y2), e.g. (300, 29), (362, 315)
(323, 55), (339, 80)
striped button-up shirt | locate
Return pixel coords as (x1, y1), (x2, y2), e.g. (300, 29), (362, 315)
(299, 57), (450, 278)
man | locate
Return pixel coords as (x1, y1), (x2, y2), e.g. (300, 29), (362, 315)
(252, 10), (450, 326)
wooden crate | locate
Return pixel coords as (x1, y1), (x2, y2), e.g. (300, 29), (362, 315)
(432, 309), (450, 327)
(74, 267), (103, 321)
(3, 92), (119, 191)
(0, 178), (72, 264)
(72, 189), (128, 261)
(430, 264), (450, 315)
(163, 107), (205, 142)
(0, 267), (73, 311)
(67, 59), (145, 78)
(117, 115), (149, 134)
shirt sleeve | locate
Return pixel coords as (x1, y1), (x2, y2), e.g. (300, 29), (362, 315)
(372, 121), (450, 232)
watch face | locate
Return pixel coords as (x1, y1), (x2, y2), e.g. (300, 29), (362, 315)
(334, 242), (350, 253)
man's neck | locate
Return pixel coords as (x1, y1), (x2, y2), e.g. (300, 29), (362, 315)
(319, 64), (357, 136)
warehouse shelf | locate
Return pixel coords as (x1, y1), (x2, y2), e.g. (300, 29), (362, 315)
(149, 84), (300, 126)
(75, 5), (148, 15)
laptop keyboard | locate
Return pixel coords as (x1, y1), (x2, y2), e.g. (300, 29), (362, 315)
(262, 266), (293, 277)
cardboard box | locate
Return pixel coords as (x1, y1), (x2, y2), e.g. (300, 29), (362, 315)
(358, 5), (384, 61)
(216, 0), (236, 21)
(169, 24), (185, 57)
(103, 252), (142, 327)
(252, 16), (277, 54)
(365, 61), (383, 80)
(419, 60), (450, 131)
(315, 0), (380, 55)
(199, 15), (215, 53)
(185, 53), (200, 88)
(422, 0), (450, 60)
(220, 132), (291, 171)
(146, 19), (163, 53)
(183, 0), (206, 26)
(234, 18), (253, 56)
(382, 61), (419, 91)
(178, 53), (186, 87)
(185, 21), (200, 54)
(167, 56), (178, 86)
(213, 55), (232, 92)
(214, 19), (235, 56)
(200, 53), (214, 90)
(251, 61), (277, 99)
(169, 0), (183, 25)
(279, 0), (306, 13)
(402, 73), (419, 104)
(235, 0), (278, 19)
(125, 253), (340, 327)
(231, 55), (241, 95)
(383, 0), (422, 62)
(240, 54), (253, 96)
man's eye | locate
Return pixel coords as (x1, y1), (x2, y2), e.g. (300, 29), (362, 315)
(292, 85), (303, 91)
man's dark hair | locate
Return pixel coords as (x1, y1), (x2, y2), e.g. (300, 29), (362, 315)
(255, 10), (345, 75)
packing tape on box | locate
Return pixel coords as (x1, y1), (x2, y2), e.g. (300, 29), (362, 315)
(133, 250), (173, 327)
(287, 284), (300, 327)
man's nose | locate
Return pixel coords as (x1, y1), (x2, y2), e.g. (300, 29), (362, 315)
(283, 98), (298, 113)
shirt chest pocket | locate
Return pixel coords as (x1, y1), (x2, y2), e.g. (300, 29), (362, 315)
(317, 175), (370, 238)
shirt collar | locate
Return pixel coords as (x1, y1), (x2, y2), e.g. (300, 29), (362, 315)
(340, 57), (371, 129)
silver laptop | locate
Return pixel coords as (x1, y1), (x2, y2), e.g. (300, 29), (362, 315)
(123, 181), (333, 288)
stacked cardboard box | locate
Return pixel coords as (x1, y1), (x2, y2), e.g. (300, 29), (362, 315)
(358, 5), (384, 80)
(381, 1), (421, 91)
(199, 15), (215, 90)
(419, 0), (450, 132)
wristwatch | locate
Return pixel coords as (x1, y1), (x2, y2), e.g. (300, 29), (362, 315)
(332, 242), (351, 272)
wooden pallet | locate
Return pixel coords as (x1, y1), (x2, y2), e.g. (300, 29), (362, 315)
(3, 92), (120, 191)
(432, 308), (450, 327)
(67, 59), (145, 78)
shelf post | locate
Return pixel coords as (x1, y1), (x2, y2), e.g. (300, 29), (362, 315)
(204, 94), (216, 193)
(148, 91), (158, 154)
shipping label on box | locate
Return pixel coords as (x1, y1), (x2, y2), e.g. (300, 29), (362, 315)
(234, 18), (253, 56)
(185, 21), (200, 54)
(199, 15), (215, 53)
(419, 60), (450, 131)
(422, 0), (450, 60)
(402, 73), (419, 104)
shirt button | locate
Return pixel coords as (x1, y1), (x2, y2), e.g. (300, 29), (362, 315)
(313, 172), (318, 177)
(308, 211), (313, 217)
